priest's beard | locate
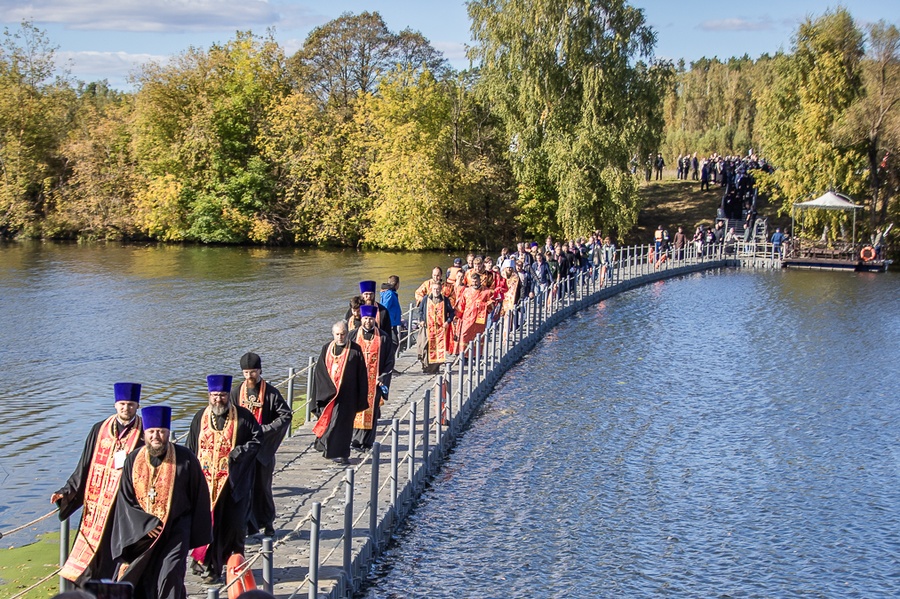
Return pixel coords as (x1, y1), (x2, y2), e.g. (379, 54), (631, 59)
(149, 443), (167, 458)
(211, 402), (230, 416)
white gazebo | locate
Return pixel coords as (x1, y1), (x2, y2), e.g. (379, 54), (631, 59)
(791, 191), (863, 247)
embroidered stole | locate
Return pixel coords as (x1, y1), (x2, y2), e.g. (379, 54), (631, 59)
(239, 380), (266, 424)
(132, 443), (176, 523)
(312, 343), (349, 438)
(353, 331), (382, 430)
(197, 405), (237, 508)
(502, 274), (520, 315)
(468, 288), (490, 325)
(426, 300), (448, 365)
(60, 415), (143, 582)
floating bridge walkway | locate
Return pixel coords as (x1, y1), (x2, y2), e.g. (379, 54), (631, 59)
(33, 243), (780, 599)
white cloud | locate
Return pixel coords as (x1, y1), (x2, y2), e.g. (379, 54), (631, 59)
(56, 50), (166, 87)
(699, 17), (776, 33)
(2, 0), (318, 33)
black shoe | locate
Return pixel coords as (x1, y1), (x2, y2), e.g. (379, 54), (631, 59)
(202, 569), (222, 584)
(332, 457), (350, 465)
(191, 560), (205, 576)
(264, 525), (275, 537)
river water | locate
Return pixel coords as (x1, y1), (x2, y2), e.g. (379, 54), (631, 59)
(362, 269), (900, 597)
(0, 241), (449, 538)
(2, 244), (898, 597)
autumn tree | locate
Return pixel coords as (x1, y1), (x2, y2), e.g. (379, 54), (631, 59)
(289, 12), (448, 109)
(663, 55), (776, 159)
(835, 21), (900, 227)
(49, 84), (139, 239)
(260, 90), (374, 246)
(468, 0), (671, 240)
(131, 31), (290, 243)
(0, 21), (73, 238)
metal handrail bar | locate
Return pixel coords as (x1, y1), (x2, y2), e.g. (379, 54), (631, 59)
(44, 240), (746, 597)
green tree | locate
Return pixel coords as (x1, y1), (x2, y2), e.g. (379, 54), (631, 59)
(757, 8), (867, 233)
(468, 0), (671, 239)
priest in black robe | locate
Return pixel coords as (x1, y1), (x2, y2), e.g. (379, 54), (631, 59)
(229, 352), (291, 537)
(111, 405), (211, 599)
(348, 304), (395, 451)
(53, 383), (144, 586)
(187, 374), (262, 583)
(311, 321), (369, 465)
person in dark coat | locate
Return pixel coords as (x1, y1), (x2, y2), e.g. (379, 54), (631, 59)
(186, 375), (261, 583)
(230, 352), (291, 537)
(348, 305), (395, 451)
(111, 405), (211, 599)
(52, 383), (145, 586)
(311, 321), (369, 465)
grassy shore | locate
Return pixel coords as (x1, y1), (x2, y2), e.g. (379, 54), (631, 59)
(628, 177), (724, 245)
(0, 533), (64, 599)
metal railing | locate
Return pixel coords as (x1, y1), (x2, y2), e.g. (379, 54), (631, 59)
(16, 240), (776, 599)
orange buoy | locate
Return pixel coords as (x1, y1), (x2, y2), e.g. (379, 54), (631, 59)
(226, 553), (257, 599)
(860, 245), (876, 262)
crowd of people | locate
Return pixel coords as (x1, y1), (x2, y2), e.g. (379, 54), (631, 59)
(637, 150), (773, 196)
(51, 232), (626, 599)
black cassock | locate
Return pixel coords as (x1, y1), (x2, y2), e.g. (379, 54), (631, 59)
(229, 380), (291, 534)
(186, 406), (261, 577)
(347, 326), (395, 449)
(111, 444), (211, 599)
(311, 341), (369, 459)
(55, 417), (144, 585)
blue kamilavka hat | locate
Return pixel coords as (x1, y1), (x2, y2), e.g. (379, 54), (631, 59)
(142, 405), (171, 430)
(359, 280), (376, 294)
(360, 304), (377, 318)
(114, 382), (141, 403)
(207, 374), (233, 393)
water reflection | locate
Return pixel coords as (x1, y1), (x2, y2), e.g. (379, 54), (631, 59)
(363, 269), (899, 598)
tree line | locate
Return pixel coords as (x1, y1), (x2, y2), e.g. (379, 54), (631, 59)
(0, 5), (896, 248)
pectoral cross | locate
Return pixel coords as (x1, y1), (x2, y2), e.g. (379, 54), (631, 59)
(148, 487), (157, 504)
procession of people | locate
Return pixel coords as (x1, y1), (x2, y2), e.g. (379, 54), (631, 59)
(50, 238), (611, 597)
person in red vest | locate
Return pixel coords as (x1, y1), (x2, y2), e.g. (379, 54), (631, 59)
(111, 405), (212, 599)
(187, 375), (261, 583)
(52, 383), (145, 586)
(347, 305), (395, 452)
(310, 321), (369, 465)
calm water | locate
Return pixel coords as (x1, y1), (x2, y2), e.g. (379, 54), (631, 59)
(363, 269), (900, 597)
(0, 241), (450, 538)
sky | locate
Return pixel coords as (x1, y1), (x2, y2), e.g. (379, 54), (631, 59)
(0, 1), (895, 91)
